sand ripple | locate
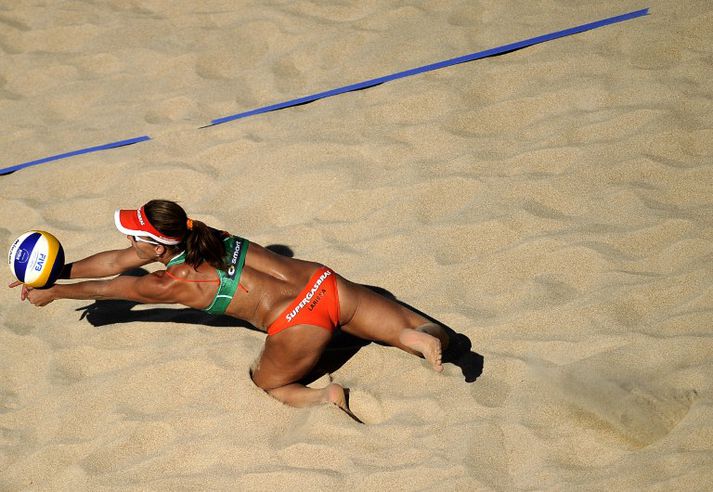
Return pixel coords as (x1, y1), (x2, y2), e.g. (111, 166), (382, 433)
(2, 0), (713, 490)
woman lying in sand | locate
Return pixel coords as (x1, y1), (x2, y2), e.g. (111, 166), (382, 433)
(11, 199), (448, 414)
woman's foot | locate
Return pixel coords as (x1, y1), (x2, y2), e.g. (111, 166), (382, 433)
(324, 383), (363, 423)
(399, 327), (444, 372)
(324, 383), (347, 408)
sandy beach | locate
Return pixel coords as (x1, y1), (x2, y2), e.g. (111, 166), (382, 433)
(1, 0), (712, 489)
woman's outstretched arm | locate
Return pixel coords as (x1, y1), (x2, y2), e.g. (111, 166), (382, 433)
(8, 246), (152, 291)
(63, 246), (154, 279)
(20, 272), (178, 307)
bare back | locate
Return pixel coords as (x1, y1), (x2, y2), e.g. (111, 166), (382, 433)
(222, 243), (323, 330)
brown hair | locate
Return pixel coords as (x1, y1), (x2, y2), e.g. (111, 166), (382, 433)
(143, 199), (226, 269)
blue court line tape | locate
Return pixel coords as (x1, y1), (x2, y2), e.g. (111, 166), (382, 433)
(207, 8), (649, 127)
(2, 8), (648, 175)
(0, 135), (151, 175)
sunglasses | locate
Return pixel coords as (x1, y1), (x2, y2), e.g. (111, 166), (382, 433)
(133, 235), (160, 245)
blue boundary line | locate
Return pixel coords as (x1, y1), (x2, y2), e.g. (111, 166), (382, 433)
(207, 8), (649, 126)
(2, 8), (648, 175)
(0, 136), (151, 175)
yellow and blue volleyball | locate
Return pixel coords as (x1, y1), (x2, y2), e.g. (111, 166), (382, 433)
(8, 230), (65, 288)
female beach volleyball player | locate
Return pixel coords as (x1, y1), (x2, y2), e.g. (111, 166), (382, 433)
(10, 200), (449, 413)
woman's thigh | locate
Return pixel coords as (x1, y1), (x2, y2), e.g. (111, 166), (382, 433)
(337, 277), (429, 350)
(251, 324), (333, 391)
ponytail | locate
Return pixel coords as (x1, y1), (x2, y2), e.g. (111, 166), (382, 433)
(185, 220), (226, 270)
(143, 199), (226, 270)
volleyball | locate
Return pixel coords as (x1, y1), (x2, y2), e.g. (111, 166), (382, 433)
(8, 230), (65, 288)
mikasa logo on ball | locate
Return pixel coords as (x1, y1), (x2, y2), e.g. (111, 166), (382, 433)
(8, 238), (21, 263)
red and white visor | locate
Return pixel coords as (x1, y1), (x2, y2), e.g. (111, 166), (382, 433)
(114, 207), (182, 245)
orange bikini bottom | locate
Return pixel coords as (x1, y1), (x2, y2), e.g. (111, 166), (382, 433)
(267, 267), (340, 336)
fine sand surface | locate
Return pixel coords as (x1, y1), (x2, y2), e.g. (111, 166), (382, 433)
(2, 1), (712, 490)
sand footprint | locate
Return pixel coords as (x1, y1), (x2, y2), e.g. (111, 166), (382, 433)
(607, 385), (697, 447)
(545, 362), (698, 447)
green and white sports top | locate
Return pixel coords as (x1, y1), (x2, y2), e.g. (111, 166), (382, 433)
(167, 235), (249, 315)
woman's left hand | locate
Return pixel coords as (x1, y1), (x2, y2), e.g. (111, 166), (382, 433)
(27, 287), (55, 306)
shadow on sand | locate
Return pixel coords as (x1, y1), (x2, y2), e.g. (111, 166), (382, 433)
(75, 245), (484, 385)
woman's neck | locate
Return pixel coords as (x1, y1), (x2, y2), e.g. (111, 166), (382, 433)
(158, 248), (184, 266)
